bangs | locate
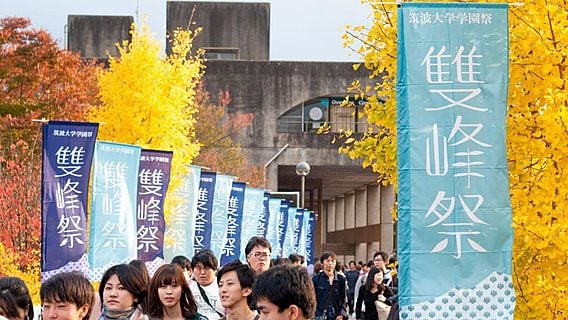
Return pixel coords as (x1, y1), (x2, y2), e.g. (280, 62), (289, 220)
(155, 265), (184, 287)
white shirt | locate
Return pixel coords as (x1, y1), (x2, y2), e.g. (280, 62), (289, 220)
(190, 279), (225, 320)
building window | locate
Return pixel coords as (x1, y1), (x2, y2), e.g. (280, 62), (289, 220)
(277, 97), (375, 133)
(203, 47), (239, 60)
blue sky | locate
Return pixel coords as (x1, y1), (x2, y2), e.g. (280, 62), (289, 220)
(0, 0), (371, 62)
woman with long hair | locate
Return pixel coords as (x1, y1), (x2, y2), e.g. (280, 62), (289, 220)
(0, 277), (34, 320)
(97, 264), (148, 320)
(355, 267), (394, 320)
(147, 264), (207, 320)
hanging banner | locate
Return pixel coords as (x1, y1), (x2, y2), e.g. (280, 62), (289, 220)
(282, 206), (297, 257)
(396, 3), (515, 319)
(89, 141), (141, 281)
(41, 121), (98, 281)
(239, 187), (265, 261)
(220, 181), (246, 266)
(292, 208), (305, 253)
(164, 165), (201, 262)
(257, 192), (271, 238)
(194, 172), (216, 255)
(210, 174), (234, 259)
(266, 198), (282, 259)
(136, 149), (172, 275)
(297, 209), (311, 256)
(305, 212), (315, 266)
(277, 201), (290, 258)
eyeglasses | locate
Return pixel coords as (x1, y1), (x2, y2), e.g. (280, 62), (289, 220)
(374, 258), (384, 262)
(249, 252), (270, 259)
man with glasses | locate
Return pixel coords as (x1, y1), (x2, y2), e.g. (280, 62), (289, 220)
(373, 251), (392, 287)
(245, 236), (272, 274)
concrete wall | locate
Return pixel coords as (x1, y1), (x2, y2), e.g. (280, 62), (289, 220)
(67, 15), (133, 58)
(167, 2), (270, 60)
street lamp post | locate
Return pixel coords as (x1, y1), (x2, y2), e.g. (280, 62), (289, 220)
(295, 162), (310, 208)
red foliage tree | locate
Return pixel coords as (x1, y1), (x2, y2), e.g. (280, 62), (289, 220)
(0, 17), (100, 268)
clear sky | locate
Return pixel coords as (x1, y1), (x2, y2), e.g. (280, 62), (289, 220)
(0, 0), (371, 62)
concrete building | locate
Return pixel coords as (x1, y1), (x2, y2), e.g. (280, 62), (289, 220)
(67, 1), (396, 265)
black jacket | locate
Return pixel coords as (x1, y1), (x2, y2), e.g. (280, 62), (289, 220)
(313, 271), (348, 319)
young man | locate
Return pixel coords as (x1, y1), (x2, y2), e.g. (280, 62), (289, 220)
(312, 251), (347, 320)
(190, 249), (225, 320)
(345, 261), (360, 315)
(253, 264), (316, 320)
(217, 260), (257, 320)
(245, 236), (272, 274)
(373, 251), (392, 286)
(40, 272), (95, 320)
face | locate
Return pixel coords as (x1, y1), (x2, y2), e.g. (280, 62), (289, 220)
(218, 271), (250, 309)
(103, 274), (136, 311)
(247, 246), (271, 273)
(349, 262), (356, 271)
(256, 298), (297, 320)
(41, 301), (89, 320)
(158, 282), (182, 309)
(322, 256), (336, 273)
(193, 263), (216, 286)
(374, 256), (385, 269)
(373, 272), (384, 287)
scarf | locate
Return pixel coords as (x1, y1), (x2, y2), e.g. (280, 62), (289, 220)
(101, 306), (137, 320)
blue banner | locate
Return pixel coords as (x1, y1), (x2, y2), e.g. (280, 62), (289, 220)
(266, 198), (282, 259)
(41, 121), (98, 281)
(194, 172), (216, 255)
(136, 149), (172, 275)
(220, 182), (246, 266)
(306, 212), (315, 266)
(164, 165), (201, 262)
(211, 174), (234, 260)
(257, 192), (271, 238)
(239, 187), (265, 261)
(396, 3), (514, 319)
(277, 201), (290, 258)
(89, 141), (141, 281)
(282, 206), (297, 257)
(292, 208), (305, 253)
(298, 210), (311, 257)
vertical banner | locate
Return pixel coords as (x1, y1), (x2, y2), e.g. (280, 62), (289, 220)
(396, 3), (515, 319)
(305, 212), (315, 266)
(220, 182), (246, 266)
(41, 121), (98, 281)
(89, 142), (141, 281)
(194, 172), (216, 255)
(210, 174), (234, 260)
(257, 192), (271, 238)
(292, 208), (305, 253)
(298, 210), (311, 257)
(239, 187), (265, 261)
(266, 198), (282, 259)
(277, 201), (290, 258)
(164, 165), (201, 262)
(136, 149), (172, 275)
(282, 206), (297, 257)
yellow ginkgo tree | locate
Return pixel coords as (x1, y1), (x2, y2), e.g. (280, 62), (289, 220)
(338, 1), (568, 319)
(88, 21), (204, 220)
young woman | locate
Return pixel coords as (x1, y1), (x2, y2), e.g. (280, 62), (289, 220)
(355, 267), (394, 320)
(0, 277), (34, 320)
(147, 264), (208, 320)
(98, 264), (148, 320)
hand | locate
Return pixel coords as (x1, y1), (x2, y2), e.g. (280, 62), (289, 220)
(336, 316), (344, 320)
(378, 294), (386, 302)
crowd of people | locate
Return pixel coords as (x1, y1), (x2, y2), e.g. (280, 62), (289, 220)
(0, 236), (398, 320)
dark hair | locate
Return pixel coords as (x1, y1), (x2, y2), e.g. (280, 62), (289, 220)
(271, 258), (291, 266)
(288, 253), (305, 265)
(349, 261), (356, 267)
(100, 264), (148, 313)
(191, 250), (218, 270)
(172, 255), (193, 271)
(313, 262), (323, 274)
(0, 276), (34, 320)
(129, 259), (151, 288)
(40, 272), (94, 320)
(244, 237), (272, 256)
(373, 251), (388, 262)
(319, 251), (337, 263)
(217, 260), (255, 305)
(253, 265), (316, 319)
(148, 264), (197, 318)
(365, 267), (385, 292)
(366, 260), (374, 268)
